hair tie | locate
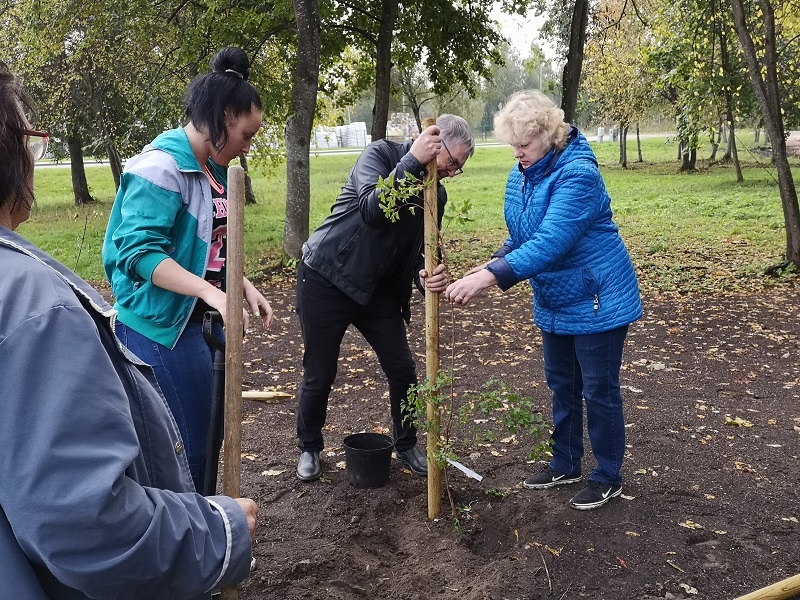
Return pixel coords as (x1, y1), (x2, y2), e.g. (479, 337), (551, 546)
(225, 68), (244, 79)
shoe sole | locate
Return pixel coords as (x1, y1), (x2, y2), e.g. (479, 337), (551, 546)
(396, 459), (427, 478)
(523, 475), (581, 489)
(296, 470), (322, 482)
(569, 486), (622, 510)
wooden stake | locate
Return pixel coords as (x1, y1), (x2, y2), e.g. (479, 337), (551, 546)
(421, 116), (441, 520)
(734, 573), (800, 600)
(221, 165), (245, 600)
(241, 390), (293, 401)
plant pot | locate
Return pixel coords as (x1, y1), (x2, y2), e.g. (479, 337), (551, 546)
(342, 432), (394, 488)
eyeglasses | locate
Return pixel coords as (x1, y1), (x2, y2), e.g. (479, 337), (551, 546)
(441, 139), (463, 176)
(24, 129), (50, 162)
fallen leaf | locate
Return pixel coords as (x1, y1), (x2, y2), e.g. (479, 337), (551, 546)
(261, 469), (286, 476)
(679, 520), (704, 529)
(725, 416), (754, 427)
(545, 545), (562, 557)
(782, 516), (799, 523)
(667, 560), (685, 573)
(625, 531), (640, 537)
(679, 583), (698, 595)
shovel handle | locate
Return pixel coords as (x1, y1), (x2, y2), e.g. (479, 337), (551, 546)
(202, 310), (225, 353)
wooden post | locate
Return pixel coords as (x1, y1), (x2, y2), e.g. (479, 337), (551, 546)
(221, 165), (245, 600)
(734, 574), (800, 600)
(421, 116), (441, 520)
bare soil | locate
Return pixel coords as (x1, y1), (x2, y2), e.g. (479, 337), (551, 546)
(230, 274), (800, 600)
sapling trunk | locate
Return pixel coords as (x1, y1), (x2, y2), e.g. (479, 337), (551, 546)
(421, 117), (441, 520)
(222, 165), (246, 600)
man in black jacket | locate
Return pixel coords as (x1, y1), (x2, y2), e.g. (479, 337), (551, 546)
(295, 115), (475, 481)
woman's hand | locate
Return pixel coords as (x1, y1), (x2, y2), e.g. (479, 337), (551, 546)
(445, 268), (499, 306)
(234, 497), (259, 543)
(419, 263), (448, 293)
(243, 277), (273, 331)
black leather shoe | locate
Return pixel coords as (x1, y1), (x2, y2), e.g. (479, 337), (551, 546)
(395, 446), (428, 477)
(296, 451), (321, 481)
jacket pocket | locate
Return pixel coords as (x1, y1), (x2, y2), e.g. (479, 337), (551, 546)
(533, 267), (597, 310)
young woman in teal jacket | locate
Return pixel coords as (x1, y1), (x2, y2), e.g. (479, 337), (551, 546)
(103, 48), (273, 491)
(446, 90), (642, 511)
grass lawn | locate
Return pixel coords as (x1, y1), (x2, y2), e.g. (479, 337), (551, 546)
(22, 133), (799, 294)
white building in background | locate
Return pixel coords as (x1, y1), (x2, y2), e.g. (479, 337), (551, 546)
(311, 122), (370, 149)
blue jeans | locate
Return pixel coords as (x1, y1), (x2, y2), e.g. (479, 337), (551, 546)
(115, 320), (215, 492)
(541, 326), (629, 485)
(295, 262), (418, 453)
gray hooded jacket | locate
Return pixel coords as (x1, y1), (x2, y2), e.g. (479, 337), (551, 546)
(0, 227), (252, 599)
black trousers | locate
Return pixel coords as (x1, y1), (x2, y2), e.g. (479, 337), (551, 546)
(295, 262), (418, 452)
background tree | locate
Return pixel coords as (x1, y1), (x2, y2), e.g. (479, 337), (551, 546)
(561, 0), (590, 123)
(3, 0), (184, 204)
(648, 0), (754, 174)
(284, 0), (321, 259)
(583, 0), (657, 167)
(393, 64), (437, 132)
(730, 0), (800, 268)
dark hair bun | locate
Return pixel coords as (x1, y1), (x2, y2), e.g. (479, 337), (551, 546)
(210, 47), (251, 81)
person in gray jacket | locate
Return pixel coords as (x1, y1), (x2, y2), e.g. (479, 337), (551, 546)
(0, 61), (257, 599)
(295, 115), (475, 481)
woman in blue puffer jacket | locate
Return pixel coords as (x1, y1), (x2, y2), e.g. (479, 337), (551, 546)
(446, 90), (642, 511)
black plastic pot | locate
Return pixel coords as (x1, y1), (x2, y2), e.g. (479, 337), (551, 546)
(343, 432), (394, 488)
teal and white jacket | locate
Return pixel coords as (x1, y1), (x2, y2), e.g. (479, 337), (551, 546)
(103, 128), (226, 349)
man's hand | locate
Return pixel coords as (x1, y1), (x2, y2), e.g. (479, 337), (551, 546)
(409, 125), (442, 165)
(419, 263), (448, 293)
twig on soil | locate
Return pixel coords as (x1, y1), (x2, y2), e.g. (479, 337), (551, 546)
(329, 579), (367, 595)
(537, 546), (552, 593)
(558, 583), (573, 599)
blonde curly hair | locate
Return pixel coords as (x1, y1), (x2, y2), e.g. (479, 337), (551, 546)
(493, 90), (570, 151)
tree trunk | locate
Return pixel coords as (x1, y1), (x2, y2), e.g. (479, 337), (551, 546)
(729, 119), (743, 182)
(68, 133), (94, 205)
(411, 104), (422, 137)
(720, 20), (743, 180)
(709, 120), (721, 161)
(619, 123), (628, 168)
(636, 123), (643, 163)
(284, 0), (321, 259)
(560, 0), (589, 124)
(680, 147), (696, 171)
(239, 153), (257, 205)
(106, 143), (123, 191)
(731, 0), (800, 267)
(370, 0), (399, 142)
